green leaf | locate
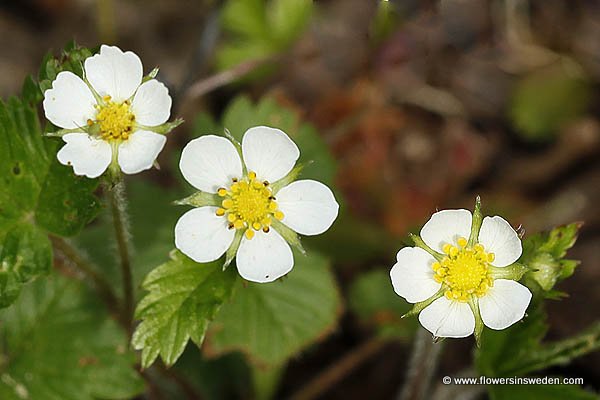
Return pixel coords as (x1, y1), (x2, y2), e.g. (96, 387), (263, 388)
(509, 64), (591, 142)
(35, 159), (102, 236)
(194, 95), (336, 186)
(204, 250), (341, 366)
(0, 45), (101, 308)
(521, 223), (581, 292)
(0, 224), (52, 307)
(476, 301), (548, 377)
(489, 383), (598, 400)
(0, 273), (144, 400)
(132, 251), (238, 368)
(502, 321), (600, 376)
(477, 300), (600, 377)
(38, 44), (92, 92)
(217, 0), (313, 71)
(348, 269), (415, 339)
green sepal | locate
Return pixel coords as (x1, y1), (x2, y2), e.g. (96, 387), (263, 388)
(140, 118), (184, 135)
(468, 296), (484, 347)
(271, 219), (305, 255)
(174, 191), (221, 207)
(521, 223), (582, 293)
(224, 230), (244, 270)
(468, 195), (482, 247)
(223, 128), (245, 174)
(44, 127), (87, 137)
(489, 263), (529, 281)
(142, 67), (159, 83)
(402, 288), (444, 319)
(409, 233), (443, 261)
(271, 163), (306, 193)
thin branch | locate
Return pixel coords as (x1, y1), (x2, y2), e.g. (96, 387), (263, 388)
(182, 57), (272, 102)
(397, 328), (444, 400)
(50, 235), (120, 316)
(288, 337), (387, 400)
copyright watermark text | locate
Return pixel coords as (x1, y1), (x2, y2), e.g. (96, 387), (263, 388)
(442, 376), (584, 385)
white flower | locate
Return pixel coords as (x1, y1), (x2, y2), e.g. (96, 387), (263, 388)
(175, 126), (339, 283)
(43, 45), (173, 178)
(390, 205), (532, 340)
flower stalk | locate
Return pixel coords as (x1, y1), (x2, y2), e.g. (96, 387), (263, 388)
(109, 178), (134, 333)
(398, 328), (444, 400)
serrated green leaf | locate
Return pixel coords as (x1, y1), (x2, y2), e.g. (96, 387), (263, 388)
(348, 269), (415, 339)
(132, 251), (238, 368)
(35, 158), (101, 236)
(521, 223), (581, 292)
(0, 273), (144, 400)
(0, 45), (101, 308)
(205, 251), (341, 366)
(489, 383), (598, 400)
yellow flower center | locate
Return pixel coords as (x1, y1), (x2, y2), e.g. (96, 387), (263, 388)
(92, 96), (135, 141)
(432, 237), (495, 302)
(216, 171), (284, 240)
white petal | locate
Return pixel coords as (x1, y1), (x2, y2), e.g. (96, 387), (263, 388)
(420, 209), (472, 252)
(241, 126), (300, 183)
(57, 133), (112, 178)
(479, 279), (532, 330)
(275, 180), (339, 236)
(390, 247), (441, 303)
(84, 45), (143, 102)
(236, 229), (293, 283)
(131, 79), (172, 126)
(179, 135), (243, 193)
(419, 297), (475, 338)
(117, 130), (166, 174)
(43, 71), (96, 129)
(174, 207), (235, 263)
(478, 216), (522, 267)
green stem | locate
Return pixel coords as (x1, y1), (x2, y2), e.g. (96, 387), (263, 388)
(398, 328), (444, 400)
(109, 179), (134, 334)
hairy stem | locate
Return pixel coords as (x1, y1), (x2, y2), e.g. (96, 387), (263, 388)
(109, 179), (134, 334)
(288, 337), (387, 400)
(398, 328), (444, 400)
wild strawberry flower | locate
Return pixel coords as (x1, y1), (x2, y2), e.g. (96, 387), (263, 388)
(390, 198), (531, 343)
(174, 126), (339, 283)
(43, 45), (177, 178)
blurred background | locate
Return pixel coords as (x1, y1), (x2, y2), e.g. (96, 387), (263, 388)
(1, 0), (598, 398)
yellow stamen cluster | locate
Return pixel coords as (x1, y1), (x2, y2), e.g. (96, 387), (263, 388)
(93, 96), (135, 141)
(216, 171), (284, 240)
(432, 237), (495, 302)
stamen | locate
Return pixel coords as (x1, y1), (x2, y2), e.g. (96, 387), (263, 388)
(95, 98), (135, 141)
(211, 172), (285, 239)
(434, 241), (495, 302)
